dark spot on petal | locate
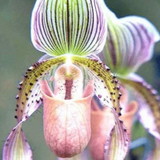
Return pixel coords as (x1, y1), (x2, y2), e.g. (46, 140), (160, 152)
(36, 100), (39, 103)
(15, 95), (19, 99)
(24, 74), (28, 78)
(28, 68), (32, 71)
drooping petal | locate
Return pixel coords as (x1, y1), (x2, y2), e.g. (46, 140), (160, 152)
(31, 0), (107, 56)
(41, 80), (94, 158)
(104, 108), (129, 160)
(15, 56), (66, 122)
(72, 55), (122, 114)
(119, 74), (160, 140)
(3, 56), (67, 160)
(99, 7), (160, 75)
(3, 124), (32, 160)
(89, 97), (129, 160)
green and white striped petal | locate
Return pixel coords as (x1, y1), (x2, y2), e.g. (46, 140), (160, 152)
(3, 124), (32, 160)
(31, 0), (107, 56)
(119, 74), (160, 140)
(99, 7), (160, 76)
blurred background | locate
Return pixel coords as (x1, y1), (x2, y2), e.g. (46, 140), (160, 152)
(0, 0), (160, 159)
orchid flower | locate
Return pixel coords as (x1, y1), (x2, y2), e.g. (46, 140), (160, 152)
(98, 4), (160, 152)
(2, 0), (130, 160)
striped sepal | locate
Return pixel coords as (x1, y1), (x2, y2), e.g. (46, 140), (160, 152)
(100, 8), (160, 75)
(31, 0), (107, 56)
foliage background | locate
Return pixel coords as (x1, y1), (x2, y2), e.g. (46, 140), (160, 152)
(0, 0), (160, 159)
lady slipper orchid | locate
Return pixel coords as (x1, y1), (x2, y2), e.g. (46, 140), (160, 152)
(40, 64), (94, 157)
(98, 4), (160, 155)
(3, 0), (129, 160)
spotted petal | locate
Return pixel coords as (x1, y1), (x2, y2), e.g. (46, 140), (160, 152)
(31, 0), (107, 56)
(119, 74), (160, 140)
(72, 55), (122, 113)
(3, 56), (66, 160)
(3, 54), (127, 159)
(99, 7), (160, 75)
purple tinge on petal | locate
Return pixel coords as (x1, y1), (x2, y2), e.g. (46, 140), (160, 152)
(104, 108), (129, 160)
(3, 124), (32, 160)
(99, 7), (160, 75)
(40, 79), (94, 158)
(119, 73), (160, 140)
(31, 0), (107, 56)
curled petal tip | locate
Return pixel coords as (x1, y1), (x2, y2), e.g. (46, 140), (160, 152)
(3, 125), (32, 160)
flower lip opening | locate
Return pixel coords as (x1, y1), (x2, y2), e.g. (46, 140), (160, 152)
(40, 80), (94, 102)
(40, 62), (94, 101)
